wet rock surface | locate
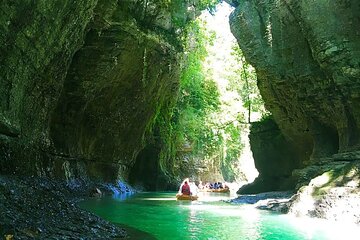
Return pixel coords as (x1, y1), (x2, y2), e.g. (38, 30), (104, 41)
(288, 160), (360, 223)
(233, 161), (360, 224)
(0, 175), (126, 239)
(230, 0), (360, 192)
(230, 191), (294, 213)
(239, 117), (301, 194)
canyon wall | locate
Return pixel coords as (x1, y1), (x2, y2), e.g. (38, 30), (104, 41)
(240, 117), (300, 193)
(230, 0), (360, 192)
(0, 0), (197, 182)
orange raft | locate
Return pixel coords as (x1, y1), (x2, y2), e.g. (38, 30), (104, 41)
(176, 193), (198, 201)
(199, 188), (230, 193)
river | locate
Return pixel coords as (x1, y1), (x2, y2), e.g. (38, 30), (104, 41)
(80, 192), (360, 240)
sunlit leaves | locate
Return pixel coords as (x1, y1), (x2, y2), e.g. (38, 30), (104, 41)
(176, 19), (221, 156)
(228, 43), (269, 121)
(154, 8), (266, 182)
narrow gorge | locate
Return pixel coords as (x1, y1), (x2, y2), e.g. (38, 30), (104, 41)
(1, 0), (360, 238)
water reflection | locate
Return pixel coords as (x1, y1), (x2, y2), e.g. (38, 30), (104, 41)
(239, 206), (261, 239)
(80, 192), (360, 240)
(188, 205), (202, 238)
(197, 191), (237, 202)
(287, 215), (360, 240)
(112, 192), (133, 201)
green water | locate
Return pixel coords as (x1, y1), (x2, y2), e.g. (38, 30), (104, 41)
(80, 192), (360, 240)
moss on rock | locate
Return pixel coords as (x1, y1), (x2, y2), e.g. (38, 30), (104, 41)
(230, 0), (360, 193)
(0, 0), (198, 183)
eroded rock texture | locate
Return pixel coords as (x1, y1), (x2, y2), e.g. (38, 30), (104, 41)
(239, 117), (300, 193)
(0, 0), (98, 176)
(231, 0), (360, 191)
(288, 160), (360, 223)
(0, 0), (195, 182)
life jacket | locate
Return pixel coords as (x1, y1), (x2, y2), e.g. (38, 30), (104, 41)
(181, 183), (191, 195)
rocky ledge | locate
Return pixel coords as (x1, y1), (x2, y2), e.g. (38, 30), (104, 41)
(230, 191), (293, 214)
(232, 159), (360, 224)
(0, 175), (126, 239)
(288, 159), (360, 224)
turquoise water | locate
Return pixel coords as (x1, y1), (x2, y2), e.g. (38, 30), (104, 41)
(80, 192), (360, 240)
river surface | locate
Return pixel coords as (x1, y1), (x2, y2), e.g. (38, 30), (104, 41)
(80, 192), (360, 240)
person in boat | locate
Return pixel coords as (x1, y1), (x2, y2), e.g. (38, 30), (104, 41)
(178, 178), (190, 194)
(223, 182), (230, 189)
(198, 181), (204, 190)
(181, 180), (191, 195)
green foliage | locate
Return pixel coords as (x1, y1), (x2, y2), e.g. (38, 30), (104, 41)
(220, 122), (244, 181)
(126, 0), (221, 51)
(153, 10), (266, 182)
(228, 43), (269, 121)
(134, 0), (220, 29)
(150, 18), (223, 181)
(175, 19), (221, 156)
(197, 0), (220, 14)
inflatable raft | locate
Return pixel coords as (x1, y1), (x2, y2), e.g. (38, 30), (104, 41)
(199, 188), (230, 193)
(176, 193), (198, 201)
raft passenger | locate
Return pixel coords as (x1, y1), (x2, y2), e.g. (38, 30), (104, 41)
(181, 181), (191, 195)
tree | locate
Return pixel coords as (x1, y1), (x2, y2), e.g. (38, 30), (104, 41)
(228, 43), (269, 123)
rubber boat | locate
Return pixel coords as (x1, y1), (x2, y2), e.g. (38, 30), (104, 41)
(176, 193), (198, 201)
(199, 188), (230, 193)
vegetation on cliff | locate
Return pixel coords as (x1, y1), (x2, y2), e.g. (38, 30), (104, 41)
(228, 44), (269, 123)
(145, 4), (267, 186)
(141, 19), (224, 185)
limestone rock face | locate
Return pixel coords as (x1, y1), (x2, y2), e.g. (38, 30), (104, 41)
(0, 0), (98, 176)
(0, 0), (192, 181)
(288, 160), (360, 223)
(238, 117), (301, 193)
(230, 0), (360, 190)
